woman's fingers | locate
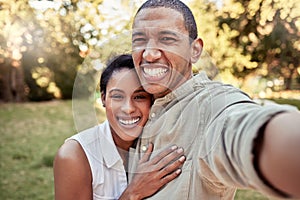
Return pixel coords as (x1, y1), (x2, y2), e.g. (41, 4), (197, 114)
(160, 168), (182, 186)
(155, 147), (185, 170)
(159, 155), (185, 176)
(131, 145), (186, 198)
(149, 145), (179, 164)
(137, 144), (186, 179)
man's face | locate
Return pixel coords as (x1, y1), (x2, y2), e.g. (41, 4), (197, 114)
(132, 7), (201, 98)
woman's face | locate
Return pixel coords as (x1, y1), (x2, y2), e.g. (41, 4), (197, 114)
(102, 68), (152, 143)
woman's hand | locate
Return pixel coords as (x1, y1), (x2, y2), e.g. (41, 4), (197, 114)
(119, 143), (186, 200)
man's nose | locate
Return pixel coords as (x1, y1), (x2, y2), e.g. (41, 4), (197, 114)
(143, 39), (161, 62)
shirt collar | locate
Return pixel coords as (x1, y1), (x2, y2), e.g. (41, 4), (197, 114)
(100, 120), (123, 168)
(154, 72), (208, 105)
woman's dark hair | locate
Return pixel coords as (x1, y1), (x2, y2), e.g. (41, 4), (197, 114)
(100, 54), (134, 95)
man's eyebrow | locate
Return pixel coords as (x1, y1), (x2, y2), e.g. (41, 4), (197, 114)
(159, 30), (179, 36)
(132, 30), (180, 37)
(132, 31), (145, 37)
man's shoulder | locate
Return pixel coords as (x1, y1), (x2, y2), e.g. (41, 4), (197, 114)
(190, 73), (245, 97)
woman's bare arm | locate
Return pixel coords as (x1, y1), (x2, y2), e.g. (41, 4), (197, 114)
(53, 140), (92, 200)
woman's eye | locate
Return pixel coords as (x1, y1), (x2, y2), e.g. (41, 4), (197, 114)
(111, 95), (123, 99)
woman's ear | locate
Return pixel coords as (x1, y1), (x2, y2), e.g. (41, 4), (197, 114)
(191, 38), (203, 64)
(101, 93), (106, 107)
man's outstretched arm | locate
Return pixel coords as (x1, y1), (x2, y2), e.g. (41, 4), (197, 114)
(257, 111), (300, 198)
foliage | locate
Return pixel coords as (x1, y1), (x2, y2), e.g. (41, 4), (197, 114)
(0, 0), (37, 101)
(25, 0), (85, 100)
(1, 0), (299, 102)
(219, 0), (300, 90)
(189, 0), (257, 85)
(0, 0), (140, 101)
(0, 0), (83, 101)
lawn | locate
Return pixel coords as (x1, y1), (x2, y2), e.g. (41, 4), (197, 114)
(0, 101), (76, 200)
(0, 99), (297, 199)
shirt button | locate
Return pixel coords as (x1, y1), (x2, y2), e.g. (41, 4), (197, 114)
(151, 113), (156, 118)
(141, 145), (147, 152)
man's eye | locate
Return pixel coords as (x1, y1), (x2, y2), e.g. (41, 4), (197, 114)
(160, 37), (177, 43)
(132, 37), (147, 43)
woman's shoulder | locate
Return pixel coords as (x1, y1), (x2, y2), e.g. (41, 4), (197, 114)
(53, 137), (93, 199)
(70, 121), (109, 141)
(55, 139), (88, 167)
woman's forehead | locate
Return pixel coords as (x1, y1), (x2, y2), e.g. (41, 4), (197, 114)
(108, 69), (140, 88)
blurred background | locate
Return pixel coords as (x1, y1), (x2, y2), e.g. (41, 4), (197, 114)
(0, 0), (299, 199)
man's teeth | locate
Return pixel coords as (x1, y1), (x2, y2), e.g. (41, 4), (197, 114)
(144, 68), (167, 77)
(119, 118), (140, 125)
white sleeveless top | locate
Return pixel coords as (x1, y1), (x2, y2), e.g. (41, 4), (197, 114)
(67, 120), (128, 200)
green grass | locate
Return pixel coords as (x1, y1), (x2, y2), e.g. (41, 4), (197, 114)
(0, 101), (75, 200)
(1, 99), (298, 199)
(270, 98), (300, 110)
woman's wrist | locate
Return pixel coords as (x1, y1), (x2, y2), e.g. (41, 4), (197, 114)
(119, 185), (142, 200)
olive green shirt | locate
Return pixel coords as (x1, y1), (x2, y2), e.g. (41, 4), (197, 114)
(129, 72), (295, 199)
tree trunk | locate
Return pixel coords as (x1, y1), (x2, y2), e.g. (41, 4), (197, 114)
(0, 61), (13, 102)
(0, 59), (25, 102)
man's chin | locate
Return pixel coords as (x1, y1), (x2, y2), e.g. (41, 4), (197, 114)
(142, 83), (170, 98)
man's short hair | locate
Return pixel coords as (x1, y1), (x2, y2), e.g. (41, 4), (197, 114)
(134, 0), (198, 40)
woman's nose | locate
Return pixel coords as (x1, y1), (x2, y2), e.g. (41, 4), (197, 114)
(121, 99), (135, 114)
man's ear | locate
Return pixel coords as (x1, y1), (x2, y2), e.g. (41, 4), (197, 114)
(191, 38), (203, 64)
(101, 93), (106, 107)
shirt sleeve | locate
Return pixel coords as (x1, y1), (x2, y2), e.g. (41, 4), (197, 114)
(203, 91), (297, 198)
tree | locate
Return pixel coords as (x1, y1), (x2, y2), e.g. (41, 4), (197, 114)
(188, 0), (256, 87)
(0, 0), (36, 102)
(0, 0), (138, 101)
(219, 0), (300, 90)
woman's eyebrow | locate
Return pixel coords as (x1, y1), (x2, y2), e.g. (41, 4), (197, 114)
(108, 89), (124, 93)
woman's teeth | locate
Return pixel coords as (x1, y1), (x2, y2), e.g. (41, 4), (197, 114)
(119, 117), (140, 125)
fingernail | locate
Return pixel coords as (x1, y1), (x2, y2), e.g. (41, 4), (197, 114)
(177, 147), (183, 153)
(176, 169), (181, 174)
(179, 155), (185, 162)
(171, 145), (178, 150)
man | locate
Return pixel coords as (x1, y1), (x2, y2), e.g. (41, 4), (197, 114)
(128, 0), (300, 199)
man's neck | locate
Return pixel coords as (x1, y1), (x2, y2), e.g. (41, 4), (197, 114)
(153, 72), (193, 99)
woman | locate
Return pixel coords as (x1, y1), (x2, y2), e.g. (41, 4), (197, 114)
(53, 54), (185, 200)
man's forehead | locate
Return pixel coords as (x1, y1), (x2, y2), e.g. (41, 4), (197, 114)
(133, 7), (185, 28)
(133, 28), (180, 35)
(132, 27), (190, 42)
